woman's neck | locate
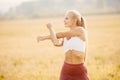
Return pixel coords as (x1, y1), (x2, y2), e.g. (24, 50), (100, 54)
(70, 25), (77, 30)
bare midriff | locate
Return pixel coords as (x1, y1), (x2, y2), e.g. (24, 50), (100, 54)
(65, 50), (85, 64)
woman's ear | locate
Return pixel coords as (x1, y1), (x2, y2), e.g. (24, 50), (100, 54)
(72, 18), (77, 25)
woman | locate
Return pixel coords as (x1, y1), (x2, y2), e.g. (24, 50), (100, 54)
(37, 10), (89, 80)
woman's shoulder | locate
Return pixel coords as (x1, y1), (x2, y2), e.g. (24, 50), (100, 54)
(73, 27), (86, 41)
(72, 27), (85, 34)
(75, 26), (85, 30)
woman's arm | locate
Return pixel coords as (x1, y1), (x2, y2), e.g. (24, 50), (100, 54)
(37, 35), (51, 42)
(46, 23), (63, 46)
(56, 27), (86, 41)
(37, 23), (86, 44)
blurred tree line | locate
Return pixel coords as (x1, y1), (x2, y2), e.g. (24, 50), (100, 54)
(0, 0), (120, 19)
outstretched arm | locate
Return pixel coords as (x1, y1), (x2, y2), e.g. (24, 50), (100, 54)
(56, 27), (86, 41)
(37, 32), (65, 43)
(37, 23), (86, 44)
(37, 35), (51, 42)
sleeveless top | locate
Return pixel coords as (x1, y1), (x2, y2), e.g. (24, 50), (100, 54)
(63, 36), (86, 53)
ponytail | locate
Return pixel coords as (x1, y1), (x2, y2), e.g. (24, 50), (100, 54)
(81, 17), (86, 29)
(76, 16), (86, 29)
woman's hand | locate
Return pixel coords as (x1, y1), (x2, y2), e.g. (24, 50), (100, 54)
(46, 23), (53, 29)
(37, 35), (46, 42)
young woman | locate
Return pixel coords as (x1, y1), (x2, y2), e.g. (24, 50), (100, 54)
(37, 10), (89, 80)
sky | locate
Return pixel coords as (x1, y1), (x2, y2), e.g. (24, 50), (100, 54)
(0, 0), (33, 13)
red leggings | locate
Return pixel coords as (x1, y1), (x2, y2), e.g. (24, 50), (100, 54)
(60, 62), (89, 80)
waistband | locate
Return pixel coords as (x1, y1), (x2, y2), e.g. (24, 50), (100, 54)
(64, 61), (84, 66)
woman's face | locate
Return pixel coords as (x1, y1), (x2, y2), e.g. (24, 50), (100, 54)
(64, 13), (74, 28)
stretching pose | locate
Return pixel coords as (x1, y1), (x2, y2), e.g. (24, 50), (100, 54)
(37, 10), (89, 80)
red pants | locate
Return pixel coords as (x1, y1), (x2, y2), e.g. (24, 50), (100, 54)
(60, 62), (89, 80)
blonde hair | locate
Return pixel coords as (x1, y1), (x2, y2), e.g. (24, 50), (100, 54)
(66, 10), (86, 29)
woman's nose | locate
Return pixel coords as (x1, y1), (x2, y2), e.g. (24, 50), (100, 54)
(64, 19), (66, 23)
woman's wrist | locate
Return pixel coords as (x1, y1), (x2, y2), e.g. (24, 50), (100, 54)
(44, 35), (51, 40)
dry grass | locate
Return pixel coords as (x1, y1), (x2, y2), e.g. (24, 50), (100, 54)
(0, 14), (120, 80)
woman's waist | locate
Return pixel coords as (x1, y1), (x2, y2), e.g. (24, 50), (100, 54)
(65, 49), (85, 55)
(64, 50), (85, 64)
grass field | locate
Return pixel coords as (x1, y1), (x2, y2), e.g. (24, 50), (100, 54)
(0, 14), (120, 80)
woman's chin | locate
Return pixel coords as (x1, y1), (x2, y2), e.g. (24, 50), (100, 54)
(64, 26), (68, 28)
(64, 25), (68, 28)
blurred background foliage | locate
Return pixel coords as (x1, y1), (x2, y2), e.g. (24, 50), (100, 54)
(0, 0), (120, 19)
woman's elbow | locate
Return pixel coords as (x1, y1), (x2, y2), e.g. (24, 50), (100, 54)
(53, 42), (62, 47)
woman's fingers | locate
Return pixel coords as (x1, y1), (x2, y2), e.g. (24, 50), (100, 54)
(37, 36), (44, 42)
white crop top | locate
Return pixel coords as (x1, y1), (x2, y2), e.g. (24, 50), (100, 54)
(63, 37), (86, 53)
